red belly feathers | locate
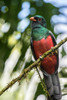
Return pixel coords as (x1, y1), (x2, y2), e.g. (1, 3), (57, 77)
(33, 35), (57, 74)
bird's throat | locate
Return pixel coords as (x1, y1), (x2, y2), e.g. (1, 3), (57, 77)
(32, 27), (49, 41)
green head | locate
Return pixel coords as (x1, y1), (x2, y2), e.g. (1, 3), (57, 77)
(30, 15), (49, 41)
(30, 15), (47, 29)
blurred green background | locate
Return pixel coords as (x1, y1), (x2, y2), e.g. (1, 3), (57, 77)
(0, 0), (67, 100)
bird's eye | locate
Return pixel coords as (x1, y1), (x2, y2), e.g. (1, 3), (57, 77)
(38, 18), (42, 22)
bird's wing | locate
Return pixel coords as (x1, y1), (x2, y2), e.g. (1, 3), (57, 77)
(48, 31), (57, 45)
(30, 37), (37, 60)
(48, 30), (59, 72)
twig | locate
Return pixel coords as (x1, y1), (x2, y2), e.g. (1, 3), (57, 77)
(0, 37), (67, 96)
(36, 64), (48, 95)
(36, 64), (52, 100)
(62, 93), (67, 96)
(36, 67), (49, 96)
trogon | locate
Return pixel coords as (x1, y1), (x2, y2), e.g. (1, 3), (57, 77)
(30, 15), (62, 100)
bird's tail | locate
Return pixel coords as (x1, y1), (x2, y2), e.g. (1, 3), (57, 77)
(43, 72), (62, 100)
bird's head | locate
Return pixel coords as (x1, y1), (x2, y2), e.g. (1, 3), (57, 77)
(30, 15), (47, 29)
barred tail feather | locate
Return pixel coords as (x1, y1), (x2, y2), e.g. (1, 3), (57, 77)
(43, 72), (62, 100)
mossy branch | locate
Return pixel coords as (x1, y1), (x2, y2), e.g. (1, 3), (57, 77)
(0, 37), (67, 96)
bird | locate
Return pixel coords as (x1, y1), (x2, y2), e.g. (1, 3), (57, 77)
(30, 15), (62, 100)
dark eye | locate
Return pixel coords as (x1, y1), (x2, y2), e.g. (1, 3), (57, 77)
(38, 18), (42, 22)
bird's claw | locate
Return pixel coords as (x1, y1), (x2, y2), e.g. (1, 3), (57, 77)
(51, 47), (54, 51)
(51, 47), (58, 55)
(39, 56), (43, 60)
(51, 47), (54, 55)
(54, 50), (58, 55)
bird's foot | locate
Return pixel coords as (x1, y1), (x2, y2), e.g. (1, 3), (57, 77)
(54, 50), (58, 55)
(51, 47), (54, 51)
(51, 47), (58, 56)
(39, 56), (43, 60)
(51, 47), (54, 55)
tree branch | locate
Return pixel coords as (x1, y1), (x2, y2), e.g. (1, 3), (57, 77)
(0, 37), (67, 96)
(36, 66), (50, 97)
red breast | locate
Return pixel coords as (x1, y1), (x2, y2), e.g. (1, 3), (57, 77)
(33, 35), (57, 74)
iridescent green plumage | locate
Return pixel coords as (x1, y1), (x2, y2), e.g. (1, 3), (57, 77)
(32, 26), (49, 40)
